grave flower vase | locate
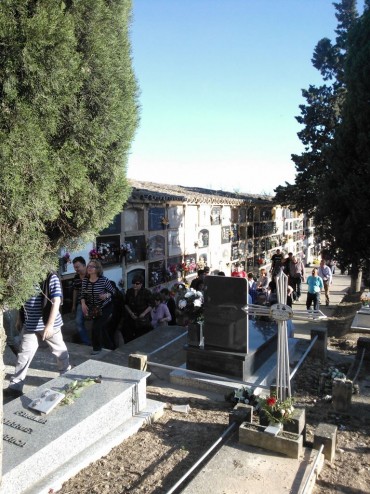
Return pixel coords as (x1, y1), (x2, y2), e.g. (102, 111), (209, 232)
(259, 410), (270, 427)
(187, 322), (201, 347)
(239, 423), (303, 459)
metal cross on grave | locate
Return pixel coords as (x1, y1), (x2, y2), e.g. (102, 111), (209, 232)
(245, 271), (327, 402)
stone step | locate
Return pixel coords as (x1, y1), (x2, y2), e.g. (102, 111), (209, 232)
(169, 337), (309, 395)
(2, 360), (163, 494)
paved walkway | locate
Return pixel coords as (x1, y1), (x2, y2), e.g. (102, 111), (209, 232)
(291, 269), (351, 339)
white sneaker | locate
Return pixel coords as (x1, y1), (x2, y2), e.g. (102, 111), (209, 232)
(59, 365), (72, 375)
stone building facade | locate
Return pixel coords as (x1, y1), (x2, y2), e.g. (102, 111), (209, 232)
(59, 180), (316, 311)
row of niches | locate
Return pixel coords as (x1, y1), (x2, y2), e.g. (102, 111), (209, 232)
(85, 231), (291, 270)
(122, 205), (276, 233)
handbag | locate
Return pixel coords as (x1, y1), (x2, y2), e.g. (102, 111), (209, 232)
(84, 305), (102, 320)
(83, 279), (103, 320)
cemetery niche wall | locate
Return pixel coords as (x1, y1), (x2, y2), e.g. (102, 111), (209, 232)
(186, 276), (278, 381)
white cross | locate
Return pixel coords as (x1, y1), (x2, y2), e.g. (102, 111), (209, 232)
(244, 272), (327, 401)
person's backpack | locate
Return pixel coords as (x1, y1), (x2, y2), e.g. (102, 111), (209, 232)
(41, 273), (54, 324)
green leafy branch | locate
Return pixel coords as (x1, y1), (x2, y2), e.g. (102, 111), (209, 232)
(61, 376), (102, 405)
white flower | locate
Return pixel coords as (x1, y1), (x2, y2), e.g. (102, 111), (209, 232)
(178, 299), (187, 309)
(193, 299), (202, 308)
(185, 288), (197, 298)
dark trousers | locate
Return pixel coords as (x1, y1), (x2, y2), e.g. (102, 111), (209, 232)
(91, 304), (113, 351)
(306, 292), (320, 311)
(290, 276), (302, 299)
(122, 311), (152, 343)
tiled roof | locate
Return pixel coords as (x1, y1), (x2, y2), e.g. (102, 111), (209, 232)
(128, 179), (272, 206)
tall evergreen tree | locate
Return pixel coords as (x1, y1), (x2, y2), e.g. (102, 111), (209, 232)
(0, 0), (139, 309)
(274, 0), (358, 216)
(317, 6), (370, 289)
(274, 0), (370, 289)
(0, 1), (139, 465)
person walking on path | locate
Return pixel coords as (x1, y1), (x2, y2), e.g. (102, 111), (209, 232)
(306, 267), (324, 311)
(4, 272), (70, 398)
(318, 259), (333, 306)
(289, 256), (305, 302)
(270, 249), (284, 277)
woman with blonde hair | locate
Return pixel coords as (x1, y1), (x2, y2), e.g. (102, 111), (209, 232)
(81, 260), (115, 354)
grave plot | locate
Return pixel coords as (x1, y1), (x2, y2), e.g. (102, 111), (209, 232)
(2, 360), (163, 494)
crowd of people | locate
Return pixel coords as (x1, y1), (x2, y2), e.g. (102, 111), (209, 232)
(241, 251), (334, 312)
(4, 252), (335, 397)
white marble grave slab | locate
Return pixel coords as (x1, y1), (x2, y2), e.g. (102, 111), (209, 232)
(2, 360), (151, 494)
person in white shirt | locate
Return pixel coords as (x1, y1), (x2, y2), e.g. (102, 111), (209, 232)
(318, 259), (333, 306)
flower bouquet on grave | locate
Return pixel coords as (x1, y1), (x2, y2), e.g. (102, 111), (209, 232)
(258, 394), (294, 425)
(89, 249), (102, 260)
(177, 288), (204, 326)
(225, 385), (259, 409)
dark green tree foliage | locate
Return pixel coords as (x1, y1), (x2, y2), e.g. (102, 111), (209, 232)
(0, 0), (139, 308)
(274, 0), (358, 215)
(317, 7), (370, 278)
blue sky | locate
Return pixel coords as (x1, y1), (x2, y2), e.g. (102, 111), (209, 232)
(127, 0), (364, 195)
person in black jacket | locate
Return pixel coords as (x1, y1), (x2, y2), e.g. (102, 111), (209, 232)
(124, 275), (152, 342)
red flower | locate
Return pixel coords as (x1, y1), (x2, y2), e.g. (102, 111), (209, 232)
(266, 397), (277, 407)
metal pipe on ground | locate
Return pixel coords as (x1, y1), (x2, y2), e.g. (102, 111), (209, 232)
(165, 421), (238, 494)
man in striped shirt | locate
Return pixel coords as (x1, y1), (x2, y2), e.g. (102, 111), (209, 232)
(4, 273), (70, 398)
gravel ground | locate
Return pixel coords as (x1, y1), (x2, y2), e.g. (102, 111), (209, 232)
(58, 294), (370, 494)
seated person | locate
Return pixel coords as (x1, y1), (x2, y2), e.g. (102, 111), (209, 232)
(268, 279), (278, 305)
(255, 269), (269, 304)
(231, 262), (247, 278)
(160, 288), (176, 325)
(151, 294), (172, 328)
(247, 272), (257, 303)
(256, 268), (269, 292)
(190, 269), (205, 290)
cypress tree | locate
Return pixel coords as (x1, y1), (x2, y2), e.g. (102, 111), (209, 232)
(318, 7), (370, 289)
(0, 0), (139, 309)
(274, 0), (358, 216)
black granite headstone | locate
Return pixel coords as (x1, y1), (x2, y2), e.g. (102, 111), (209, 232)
(203, 276), (248, 352)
